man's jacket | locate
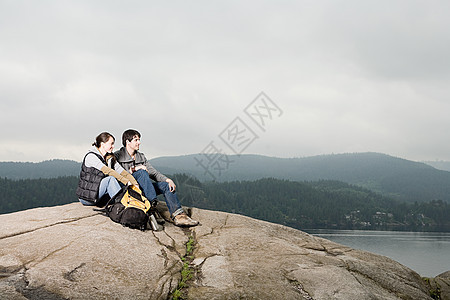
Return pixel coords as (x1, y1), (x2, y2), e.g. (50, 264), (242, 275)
(114, 147), (168, 182)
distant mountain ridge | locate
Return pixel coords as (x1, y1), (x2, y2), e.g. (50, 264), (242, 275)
(151, 152), (450, 203)
(2, 153), (450, 203)
(153, 152), (435, 180)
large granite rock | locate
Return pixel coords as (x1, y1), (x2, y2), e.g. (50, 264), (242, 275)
(0, 203), (445, 299)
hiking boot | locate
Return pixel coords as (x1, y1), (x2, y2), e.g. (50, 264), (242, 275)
(173, 213), (199, 227)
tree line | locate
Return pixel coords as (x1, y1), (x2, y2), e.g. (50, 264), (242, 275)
(0, 177), (79, 214)
(1, 174), (449, 232)
(172, 174), (450, 232)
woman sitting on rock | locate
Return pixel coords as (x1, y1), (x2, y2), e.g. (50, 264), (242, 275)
(76, 132), (138, 206)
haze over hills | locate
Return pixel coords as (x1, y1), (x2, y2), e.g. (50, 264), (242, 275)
(422, 160), (450, 172)
(1, 153), (450, 203)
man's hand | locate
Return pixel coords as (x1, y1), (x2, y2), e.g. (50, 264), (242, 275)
(166, 178), (176, 192)
(135, 165), (147, 171)
(129, 165), (147, 174)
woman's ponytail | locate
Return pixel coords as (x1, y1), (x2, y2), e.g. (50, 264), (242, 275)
(93, 132), (115, 147)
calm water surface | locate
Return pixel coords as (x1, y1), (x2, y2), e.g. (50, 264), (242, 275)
(305, 229), (450, 277)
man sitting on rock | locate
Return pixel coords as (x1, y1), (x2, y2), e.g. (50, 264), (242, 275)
(114, 129), (199, 227)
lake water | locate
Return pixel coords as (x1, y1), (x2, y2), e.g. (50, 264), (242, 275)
(305, 229), (450, 277)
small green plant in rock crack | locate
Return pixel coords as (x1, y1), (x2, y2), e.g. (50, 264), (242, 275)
(186, 235), (195, 258)
(171, 235), (196, 300)
(423, 277), (441, 300)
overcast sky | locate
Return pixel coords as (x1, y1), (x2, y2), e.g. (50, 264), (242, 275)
(1, 0), (450, 162)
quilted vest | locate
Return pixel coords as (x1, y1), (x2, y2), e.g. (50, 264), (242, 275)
(76, 152), (107, 203)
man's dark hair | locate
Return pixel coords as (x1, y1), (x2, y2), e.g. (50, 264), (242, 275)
(122, 129), (141, 147)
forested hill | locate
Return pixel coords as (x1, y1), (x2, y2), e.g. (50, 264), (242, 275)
(0, 159), (80, 179)
(151, 152), (450, 203)
(175, 175), (450, 232)
(0, 176), (79, 214)
(1, 175), (448, 232)
(2, 153), (450, 203)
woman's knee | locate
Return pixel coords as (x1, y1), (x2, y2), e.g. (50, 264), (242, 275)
(79, 199), (95, 206)
(104, 176), (120, 187)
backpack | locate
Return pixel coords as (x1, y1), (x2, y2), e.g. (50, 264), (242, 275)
(105, 185), (152, 231)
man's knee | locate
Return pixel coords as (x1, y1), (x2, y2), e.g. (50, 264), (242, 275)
(132, 169), (149, 181)
(158, 182), (172, 193)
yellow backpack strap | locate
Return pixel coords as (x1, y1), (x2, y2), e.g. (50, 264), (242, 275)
(121, 186), (151, 213)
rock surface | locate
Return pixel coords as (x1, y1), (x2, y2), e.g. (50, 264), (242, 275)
(0, 203), (446, 299)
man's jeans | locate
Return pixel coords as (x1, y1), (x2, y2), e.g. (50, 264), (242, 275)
(132, 169), (184, 217)
(79, 176), (121, 206)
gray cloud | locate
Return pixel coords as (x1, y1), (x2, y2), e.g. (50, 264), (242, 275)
(1, 0), (450, 162)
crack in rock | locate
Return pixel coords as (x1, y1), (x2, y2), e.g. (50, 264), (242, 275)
(160, 249), (169, 268)
(343, 260), (416, 299)
(152, 230), (178, 256)
(151, 270), (180, 300)
(193, 214), (228, 240)
(0, 263), (23, 279)
(288, 278), (314, 300)
(7, 266), (67, 300)
(0, 215), (98, 240)
(63, 263), (86, 282)
(33, 243), (73, 267)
